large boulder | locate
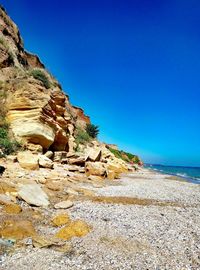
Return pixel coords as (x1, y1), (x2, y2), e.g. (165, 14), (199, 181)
(18, 184), (49, 207)
(17, 151), (39, 170)
(85, 147), (102, 162)
(38, 155), (53, 169)
(85, 162), (106, 177)
(68, 156), (85, 166)
(106, 161), (128, 174)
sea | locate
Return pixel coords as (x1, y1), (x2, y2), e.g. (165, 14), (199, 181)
(145, 164), (200, 184)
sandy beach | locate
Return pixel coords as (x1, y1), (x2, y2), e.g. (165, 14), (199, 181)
(1, 168), (200, 270)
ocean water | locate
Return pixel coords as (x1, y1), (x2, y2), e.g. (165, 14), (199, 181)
(145, 164), (200, 184)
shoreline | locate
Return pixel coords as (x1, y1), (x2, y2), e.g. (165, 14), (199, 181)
(144, 166), (200, 184)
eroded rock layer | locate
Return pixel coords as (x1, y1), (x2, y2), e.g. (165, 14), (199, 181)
(0, 6), (90, 151)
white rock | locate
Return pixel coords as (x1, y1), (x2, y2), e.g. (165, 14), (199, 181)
(0, 194), (12, 205)
(18, 184), (49, 207)
(54, 200), (74, 209)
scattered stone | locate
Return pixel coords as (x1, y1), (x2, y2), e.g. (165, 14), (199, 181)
(0, 194), (12, 205)
(38, 155), (53, 169)
(54, 200), (73, 209)
(0, 238), (15, 255)
(17, 151), (39, 170)
(18, 184), (49, 207)
(38, 178), (47, 184)
(32, 235), (72, 253)
(44, 151), (53, 159)
(3, 203), (22, 214)
(65, 187), (79, 196)
(53, 151), (68, 163)
(0, 220), (36, 240)
(67, 152), (78, 158)
(0, 182), (16, 194)
(46, 182), (60, 191)
(68, 157), (85, 166)
(79, 167), (85, 173)
(25, 143), (43, 153)
(0, 238), (15, 248)
(55, 220), (91, 240)
(32, 235), (56, 248)
(65, 165), (80, 172)
(52, 213), (71, 227)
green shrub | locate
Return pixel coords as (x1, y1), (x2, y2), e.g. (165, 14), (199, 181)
(109, 148), (124, 160)
(86, 123), (99, 138)
(0, 127), (8, 139)
(0, 138), (20, 157)
(0, 124), (21, 157)
(75, 128), (91, 146)
(109, 147), (140, 164)
(30, 69), (51, 89)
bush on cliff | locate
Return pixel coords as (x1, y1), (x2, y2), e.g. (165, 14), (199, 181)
(86, 124), (99, 138)
(109, 147), (140, 164)
(0, 123), (21, 157)
(75, 128), (91, 146)
(30, 69), (51, 89)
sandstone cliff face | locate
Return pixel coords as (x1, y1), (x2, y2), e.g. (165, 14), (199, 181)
(71, 106), (90, 129)
(0, 6), (89, 151)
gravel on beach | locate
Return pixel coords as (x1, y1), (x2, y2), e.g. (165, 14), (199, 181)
(1, 169), (200, 270)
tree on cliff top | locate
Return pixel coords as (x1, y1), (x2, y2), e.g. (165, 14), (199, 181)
(86, 124), (99, 138)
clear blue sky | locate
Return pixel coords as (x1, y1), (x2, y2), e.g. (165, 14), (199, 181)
(2, 0), (200, 166)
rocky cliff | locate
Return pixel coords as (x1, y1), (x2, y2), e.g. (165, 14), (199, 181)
(0, 6), (90, 153)
(0, 6), (141, 181)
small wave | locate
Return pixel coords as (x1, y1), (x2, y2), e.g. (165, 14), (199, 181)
(176, 173), (188, 177)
